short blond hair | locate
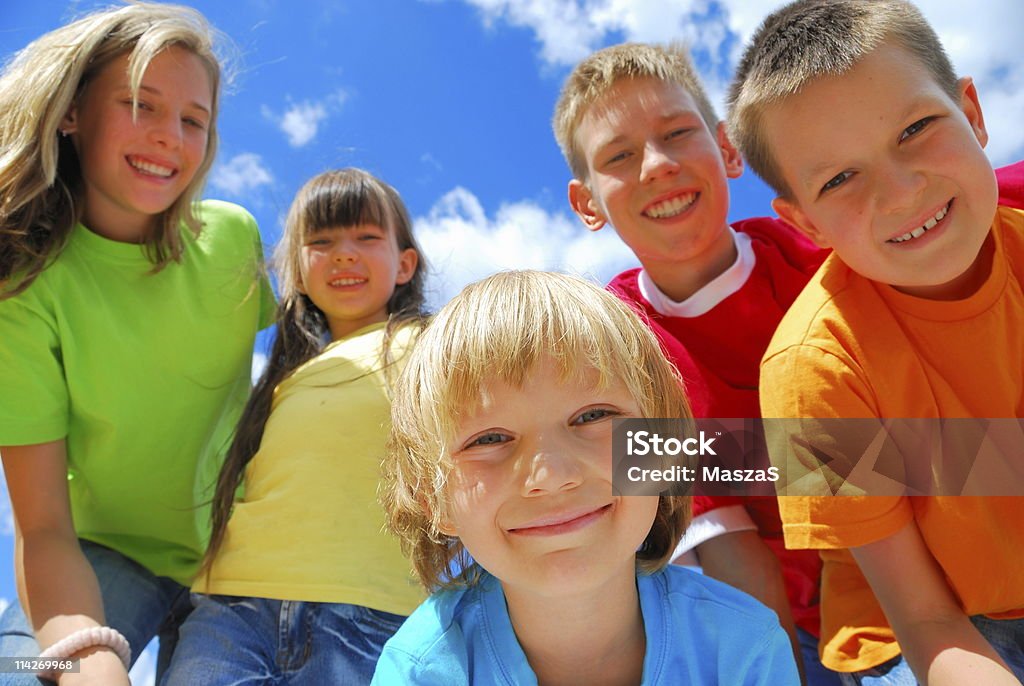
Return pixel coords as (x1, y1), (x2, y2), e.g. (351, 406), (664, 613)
(382, 270), (692, 591)
(0, 2), (228, 297)
(727, 0), (958, 198)
(553, 42), (719, 181)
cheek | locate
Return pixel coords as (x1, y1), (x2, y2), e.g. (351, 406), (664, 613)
(182, 130), (210, 166)
(625, 497), (661, 546)
(298, 252), (320, 282)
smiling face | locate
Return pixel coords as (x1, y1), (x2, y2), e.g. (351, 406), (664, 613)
(569, 77), (743, 276)
(767, 42), (998, 300)
(300, 223), (418, 340)
(64, 45), (213, 242)
(439, 358), (659, 601)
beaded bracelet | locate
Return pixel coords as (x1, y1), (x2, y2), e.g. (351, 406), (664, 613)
(37, 626), (131, 680)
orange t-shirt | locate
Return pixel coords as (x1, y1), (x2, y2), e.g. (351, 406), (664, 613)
(760, 205), (1024, 672)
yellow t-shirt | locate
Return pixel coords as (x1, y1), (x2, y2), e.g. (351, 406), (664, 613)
(194, 321), (424, 616)
(761, 206), (1024, 672)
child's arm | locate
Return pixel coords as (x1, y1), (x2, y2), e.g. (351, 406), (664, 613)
(697, 531), (807, 686)
(850, 519), (1019, 686)
(2, 441), (131, 686)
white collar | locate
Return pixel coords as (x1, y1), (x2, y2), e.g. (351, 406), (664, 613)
(639, 228), (755, 318)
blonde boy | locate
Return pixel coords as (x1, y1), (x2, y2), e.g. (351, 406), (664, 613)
(373, 271), (797, 685)
(553, 42), (832, 683)
(729, 0), (1024, 683)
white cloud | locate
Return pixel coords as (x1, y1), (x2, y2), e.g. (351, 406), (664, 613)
(280, 101), (327, 147)
(263, 90), (348, 148)
(415, 186), (637, 309)
(210, 153), (274, 198)
(459, 0), (1024, 163)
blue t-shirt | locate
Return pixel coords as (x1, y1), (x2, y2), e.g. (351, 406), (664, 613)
(371, 566), (798, 685)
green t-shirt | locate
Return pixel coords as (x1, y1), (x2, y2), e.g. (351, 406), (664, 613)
(0, 200), (274, 584)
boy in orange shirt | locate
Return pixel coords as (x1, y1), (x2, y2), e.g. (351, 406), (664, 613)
(729, 0), (1024, 683)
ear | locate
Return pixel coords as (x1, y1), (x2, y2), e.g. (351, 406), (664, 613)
(716, 122), (744, 179)
(772, 196), (830, 248)
(394, 247), (418, 286)
(956, 76), (988, 149)
(429, 500), (457, 537)
(568, 179), (607, 232)
(60, 103), (79, 136)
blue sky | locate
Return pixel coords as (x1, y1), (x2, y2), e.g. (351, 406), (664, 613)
(3, 1), (1024, 682)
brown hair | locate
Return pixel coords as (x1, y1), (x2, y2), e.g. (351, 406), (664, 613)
(727, 0), (958, 197)
(202, 168), (429, 575)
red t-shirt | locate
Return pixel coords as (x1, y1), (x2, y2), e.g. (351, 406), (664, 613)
(608, 216), (827, 636)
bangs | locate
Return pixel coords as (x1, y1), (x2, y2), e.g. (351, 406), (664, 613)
(301, 173), (395, 235)
(405, 271), (690, 453)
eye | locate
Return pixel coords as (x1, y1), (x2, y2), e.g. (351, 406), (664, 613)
(183, 116), (207, 130)
(820, 171), (853, 195)
(464, 431), (512, 449)
(666, 128), (691, 141)
(899, 117), (934, 142)
(604, 150), (630, 166)
(357, 233), (383, 242)
(572, 407), (619, 425)
(305, 236), (331, 247)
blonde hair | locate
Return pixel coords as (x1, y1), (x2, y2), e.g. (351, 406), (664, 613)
(0, 1), (226, 297)
(382, 270), (692, 591)
(553, 42), (719, 181)
(727, 0), (958, 198)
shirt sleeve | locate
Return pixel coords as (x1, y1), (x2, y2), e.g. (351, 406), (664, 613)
(741, 617), (801, 686)
(0, 293), (68, 444)
(240, 205), (277, 331)
(761, 343), (913, 550)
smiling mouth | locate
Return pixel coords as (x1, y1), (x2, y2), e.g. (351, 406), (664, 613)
(887, 200), (952, 244)
(509, 504), (612, 536)
(328, 277), (367, 287)
(644, 192), (697, 219)
(127, 156), (175, 178)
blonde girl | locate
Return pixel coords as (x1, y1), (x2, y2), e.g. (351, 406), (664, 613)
(162, 168), (428, 685)
(0, 4), (271, 685)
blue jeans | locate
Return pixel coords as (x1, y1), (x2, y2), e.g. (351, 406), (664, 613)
(161, 595), (406, 685)
(797, 626), (843, 686)
(0, 539), (191, 685)
(838, 616), (1024, 685)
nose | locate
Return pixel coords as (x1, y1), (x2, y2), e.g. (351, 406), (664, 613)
(331, 237), (359, 263)
(520, 432), (584, 497)
(639, 140), (681, 184)
(874, 159), (926, 216)
(148, 111), (184, 150)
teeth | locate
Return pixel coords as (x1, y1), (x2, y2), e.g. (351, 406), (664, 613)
(128, 157), (174, 177)
(890, 203), (949, 243)
(645, 192), (696, 219)
(329, 278), (365, 286)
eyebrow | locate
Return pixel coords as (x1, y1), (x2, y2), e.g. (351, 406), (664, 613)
(802, 161), (843, 189)
(136, 84), (211, 115)
(592, 111), (700, 155)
